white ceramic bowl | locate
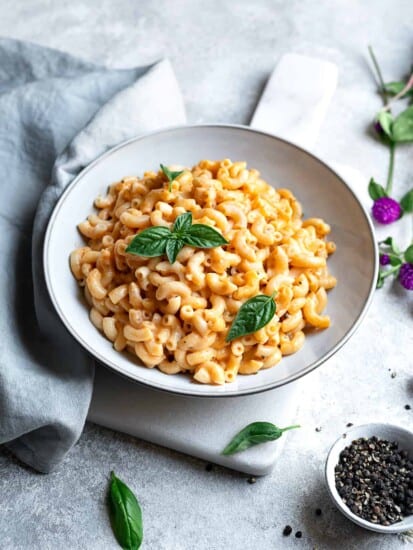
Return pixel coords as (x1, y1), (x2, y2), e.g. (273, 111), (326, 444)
(44, 124), (378, 397)
(326, 423), (413, 534)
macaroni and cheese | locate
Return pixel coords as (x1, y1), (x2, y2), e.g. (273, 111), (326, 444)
(70, 159), (337, 385)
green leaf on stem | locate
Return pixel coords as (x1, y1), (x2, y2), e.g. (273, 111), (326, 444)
(404, 244), (413, 264)
(388, 254), (403, 267)
(376, 272), (385, 289)
(377, 111), (394, 140)
(384, 81), (413, 98)
(379, 236), (401, 255)
(391, 106), (413, 143)
(400, 189), (413, 213)
(368, 178), (387, 200)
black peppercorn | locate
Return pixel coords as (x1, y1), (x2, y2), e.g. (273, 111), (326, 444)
(334, 436), (413, 525)
(295, 531), (302, 538)
(283, 525), (292, 536)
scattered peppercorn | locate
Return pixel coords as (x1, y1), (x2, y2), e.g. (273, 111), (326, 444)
(205, 463), (213, 472)
(315, 508), (322, 516)
(247, 476), (256, 484)
(283, 525), (292, 536)
(346, 423), (353, 428)
(405, 405), (411, 410)
(315, 427), (322, 432)
(391, 372), (397, 379)
(335, 436), (413, 525)
(295, 531), (302, 538)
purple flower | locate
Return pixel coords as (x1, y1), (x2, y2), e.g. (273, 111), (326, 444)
(372, 197), (401, 224)
(399, 263), (413, 290)
(380, 254), (390, 266)
(374, 120), (384, 136)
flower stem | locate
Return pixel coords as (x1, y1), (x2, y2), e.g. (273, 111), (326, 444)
(380, 264), (401, 279)
(386, 142), (395, 194)
(368, 45), (388, 105)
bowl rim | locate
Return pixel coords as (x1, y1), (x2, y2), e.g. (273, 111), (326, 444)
(43, 123), (379, 398)
(325, 422), (413, 534)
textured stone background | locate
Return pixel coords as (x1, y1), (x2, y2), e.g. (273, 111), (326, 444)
(0, 0), (412, 548)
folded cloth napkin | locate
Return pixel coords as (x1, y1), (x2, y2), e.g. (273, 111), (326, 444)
(0, 38), (186, 473)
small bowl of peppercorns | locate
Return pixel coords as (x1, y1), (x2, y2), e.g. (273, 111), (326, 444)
(325, 423), (413, 533)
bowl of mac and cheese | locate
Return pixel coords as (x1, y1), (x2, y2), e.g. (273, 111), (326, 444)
(44, 125), (378, 397)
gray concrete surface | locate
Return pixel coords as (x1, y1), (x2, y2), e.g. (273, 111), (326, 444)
(0, 0), (412, 548)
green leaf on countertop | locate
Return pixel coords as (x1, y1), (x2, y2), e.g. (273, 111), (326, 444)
(222, 422), (300, 455)
(108, 472), (143, 550)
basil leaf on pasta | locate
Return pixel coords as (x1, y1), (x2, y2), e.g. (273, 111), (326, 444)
(160, 164), (184, 192)
(166, 237), (184, 264)
(226, 293), (276, 342)
(183, 224), (228, 248)
(108, 472), (143, 550)
(173, 212), (193, 235)
(126, 226), (170, 257)
(222, 422), (300, 455)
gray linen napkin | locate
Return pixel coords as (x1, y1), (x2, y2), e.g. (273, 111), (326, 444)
(0, 38), (186, 473)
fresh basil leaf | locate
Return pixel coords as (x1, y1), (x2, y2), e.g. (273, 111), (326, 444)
(160, 164), (184, 192)
(404, 244), (413, 264)
(377, 111), (394, 140)
(173, 212), (193, 235)
(368, 178), (387, 200)
(126, 226), (170, 257)
(400, 189), (413, 213)
(379, 236), (401, 255)
(108, 472), (143, 550)
(226, 293), (276, 342)
(183, 224), (228, 248)
(222, 422), (300, 455)
(384, 81), (413, 98)
(392, 106), (413, 143)
(166, 237), (184, 264)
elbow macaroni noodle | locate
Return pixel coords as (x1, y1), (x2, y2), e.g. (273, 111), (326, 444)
(70, 159), (337, 385)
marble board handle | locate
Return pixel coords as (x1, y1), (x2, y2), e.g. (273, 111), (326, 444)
(250, 53), (338, 150)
